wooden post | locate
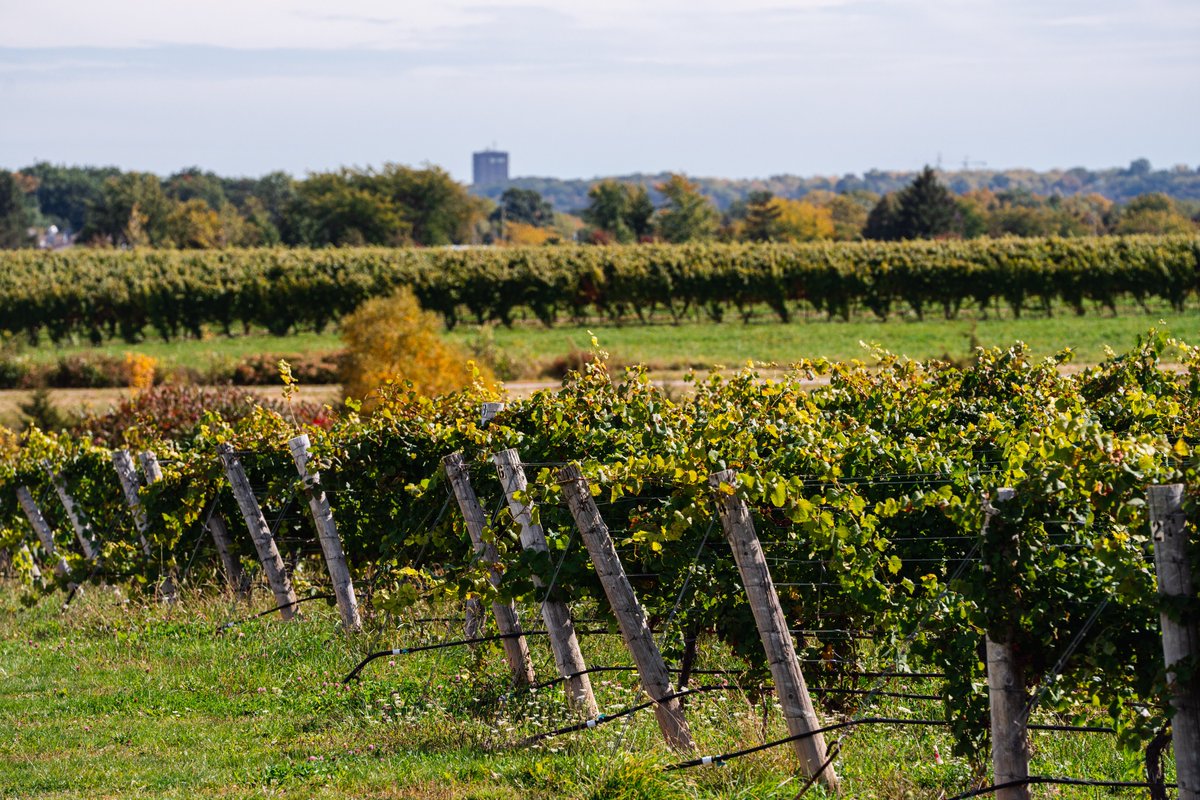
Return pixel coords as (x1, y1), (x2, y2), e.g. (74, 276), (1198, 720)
(288, 434), (361, 632)
(42, 463), (99, 563)
(16, 486), (70, 579)
(481, 402), (505, 427)
(1149, 484), (1200, 799)
(443, 452), (534, 686)
(709, 469), (837, 789)
(112, 450), (152, 555)
(138, 451), (164, 483)
(494, 450), (598, 716)
(981, 488), (1029, 800)
(217, 443), (298, 620)
(20, 543), (43, 583)
(558, 463), (693, 750)
(113, 449), (177, 603)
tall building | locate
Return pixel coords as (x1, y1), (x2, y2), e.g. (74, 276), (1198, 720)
(472, 150), (509, 186)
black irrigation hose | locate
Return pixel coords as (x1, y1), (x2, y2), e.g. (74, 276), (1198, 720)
(343, 630), (550, 682)
(518, 684), (735, 746)
(217, 593), (336, 632)
(667, 717), (946, 770)
(668, 715), (1117, 773)
(343, 627), (615, 682)
(945, 776), (1178, 800)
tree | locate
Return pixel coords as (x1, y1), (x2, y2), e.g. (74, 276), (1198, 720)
(20, 162), (120, 232)
(0, 170), (34, 249)
(164, 198), (223, 248)
(654, 174), (718, 243)
(771, 198), (834, 241)
(80, 172), (174, 246)
(164, 167), (227, 210)
(625, 185), (656, 240)
(582, 180), (635, 242)
(367, 164), (482, 246)
(742, 191), (781, 241)
(1111, 193), (1196, 234)
(863, 192), (901, 240)
(494, 188), (554, 227)
(285, 171), (410, 246)
(891, 166), (959, 239)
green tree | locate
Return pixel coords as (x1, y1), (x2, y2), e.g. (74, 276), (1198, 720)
(80, 172), (174, 246)
(367, 164), (482, 246)
(164, 167), (227, 209)
(285, 171), (410, 246)
(582, 180), (635, 243)
(863, 192), (900, 240)
(0, 171), (34, 249)
(891, 166), (959, 239)
(20, 162), (120, 232)
(625, 185), (656, 240)
(654, 173), (718, 243)
(493, 188), (554, 227)
(742, 190), (781, 241)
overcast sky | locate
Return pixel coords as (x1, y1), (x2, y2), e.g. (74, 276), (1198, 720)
(1, 0), (1197, 182)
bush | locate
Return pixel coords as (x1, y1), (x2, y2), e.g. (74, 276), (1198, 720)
(75, 384), (328, 446)
(339, 286), (494, 404)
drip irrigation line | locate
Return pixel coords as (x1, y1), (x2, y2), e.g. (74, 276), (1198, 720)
(342, 628), (611, 682)
(518, 683), (735, 746)
(666, 717), (946, 771)
(945, 776), (1177, 800)
(217, 593), (335, 631)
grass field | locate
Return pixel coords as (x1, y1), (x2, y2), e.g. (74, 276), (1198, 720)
(11, 307), (1199, 378)
(0, 583), (1166, 799)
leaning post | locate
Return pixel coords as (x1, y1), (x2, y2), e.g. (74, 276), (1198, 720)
(558, 463), (693, 751)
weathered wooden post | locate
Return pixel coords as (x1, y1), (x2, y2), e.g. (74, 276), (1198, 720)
(288, 434), (361, 632)
(443, 452), (535, 686)
(1149, 484), (1199, 799)
(981, 487), (1029, 800)
(494, 449), (598, 716)
(42, 463), (99, 563)
(113, 449), (178, 603)
(218, 443), (298, 620)
(709, 469), (838, 788)
(481, 402), (505, 427)
(16, 487), (70, 579)
(138, 451), (164, 483)
(558, 463), (693, 750)
(20, 543), (43, 583)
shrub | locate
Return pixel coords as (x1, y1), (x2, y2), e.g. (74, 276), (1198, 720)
(75, 384), (328, 446)
(339, 286), (494, 404)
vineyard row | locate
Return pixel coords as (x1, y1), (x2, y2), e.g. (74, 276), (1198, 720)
(0, 234), (1196, 343)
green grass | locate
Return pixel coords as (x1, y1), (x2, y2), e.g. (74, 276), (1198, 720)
(0, 582), (1164, 799)
(10, 304), (1196, 381)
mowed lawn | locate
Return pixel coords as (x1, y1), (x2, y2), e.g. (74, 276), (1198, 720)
(0, 585), (1161, 799)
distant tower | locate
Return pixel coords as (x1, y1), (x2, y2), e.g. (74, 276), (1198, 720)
(472, 149), (509, 186)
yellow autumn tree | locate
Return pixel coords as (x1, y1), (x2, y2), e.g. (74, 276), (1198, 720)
(770, 198), (835, 241)
(339, 286), (494, 405)
(504, 221), (553, 246)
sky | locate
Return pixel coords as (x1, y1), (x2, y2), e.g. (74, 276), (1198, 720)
(1, 0), (1197, 182)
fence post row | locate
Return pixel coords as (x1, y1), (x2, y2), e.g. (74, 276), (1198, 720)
(493, 449), (598, 717)
(16, 486), (70, 579)
(1148, 484), (1200, 799)
(558, 463), (693, 750)
(980, 488), (1030, 800)
(41, 462), (99, 563)
(288, 435), (362, 632)
(443, 451), (535, 687)
(217, 443), (299, 621)
(709, 469), (839, 789)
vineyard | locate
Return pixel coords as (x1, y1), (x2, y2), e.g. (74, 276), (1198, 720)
(2, 335), (1198, 797)
(0, 235), (1197, 345)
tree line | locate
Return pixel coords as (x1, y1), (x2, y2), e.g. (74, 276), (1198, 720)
(0, 162), (1197, 250)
